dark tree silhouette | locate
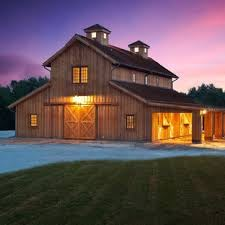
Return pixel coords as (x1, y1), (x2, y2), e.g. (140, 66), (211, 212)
(188, 84), (225, 107)
(0, 76), (49, 130)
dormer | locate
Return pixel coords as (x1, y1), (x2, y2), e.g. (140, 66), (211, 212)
(128, 40), (150, 58)
(84, 24), (111, 45)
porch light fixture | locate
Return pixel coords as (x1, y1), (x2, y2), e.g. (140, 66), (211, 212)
(200, 109), (207, 115)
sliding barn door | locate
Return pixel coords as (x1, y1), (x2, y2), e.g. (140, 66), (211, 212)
(64, 105), (96, 139)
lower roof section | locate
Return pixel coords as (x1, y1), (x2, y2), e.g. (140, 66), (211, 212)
(109, 80), (202, 110)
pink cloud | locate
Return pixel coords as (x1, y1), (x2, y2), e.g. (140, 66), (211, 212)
(0, 55), (48, 85)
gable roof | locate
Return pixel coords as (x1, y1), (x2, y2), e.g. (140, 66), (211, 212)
(84, 24), (111, 34)
(8, 82), (50, 109)
(43, 34), (178, 79)
(110, 80), (201, 109)
(128, 40), (150, 48)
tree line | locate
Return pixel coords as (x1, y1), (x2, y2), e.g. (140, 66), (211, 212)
(0, 77), (225, 130)
(0, 77), (49, 130)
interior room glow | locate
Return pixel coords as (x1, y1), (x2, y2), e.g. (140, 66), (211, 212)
(134, 47), (139, 53)
(91, 32), (96, 38)
(103, 33), (107, 39)
(144, 48), (147, 53)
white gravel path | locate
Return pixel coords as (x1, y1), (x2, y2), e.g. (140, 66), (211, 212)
(0, 130), (225, 174)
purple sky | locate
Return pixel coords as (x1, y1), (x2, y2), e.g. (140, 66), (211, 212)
(0, 0), (225, 92)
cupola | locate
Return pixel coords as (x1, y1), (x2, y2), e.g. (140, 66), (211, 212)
(128, 40), (150, 58)
(84, 24), (111, 45)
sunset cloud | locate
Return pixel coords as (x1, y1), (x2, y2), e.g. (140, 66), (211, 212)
(0, 55), (47, 85)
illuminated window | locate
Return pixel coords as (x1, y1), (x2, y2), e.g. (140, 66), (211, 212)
(81, 67), (88, 83)
(126, 115), (135, 129)
(134, 47), (139, 53)
(144, 48), (147, 53)
(103, 33), (107, 39)
(30, 114), (38, 127)
(91, 32), (96, 38)
(72, 66), (88, 84)
(72, 67), (80, 83)
(132, 73), (136, 82)
(145, 76), (148, 85)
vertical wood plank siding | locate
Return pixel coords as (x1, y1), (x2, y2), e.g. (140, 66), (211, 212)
(112, 67), (172, 89)
(14, 40), (206, 142)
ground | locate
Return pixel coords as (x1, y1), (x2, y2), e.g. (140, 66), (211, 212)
(1, 157), (225, 225)
(0, 131), (225, 174)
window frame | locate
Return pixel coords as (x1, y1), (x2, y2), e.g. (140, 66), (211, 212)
(126, 114), (136, 130)
(72, 66), (88, 84)
(91, 32), (97, 38)
(30, 114), (38, 128)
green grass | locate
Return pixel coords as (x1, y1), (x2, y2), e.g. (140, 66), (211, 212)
(1, 157), (225, 225)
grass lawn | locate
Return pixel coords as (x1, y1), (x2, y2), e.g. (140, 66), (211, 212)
(1, 157), (225, 225)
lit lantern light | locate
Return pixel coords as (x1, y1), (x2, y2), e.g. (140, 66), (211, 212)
(72, 96), (86, 104)
(200, 109), (207, 115)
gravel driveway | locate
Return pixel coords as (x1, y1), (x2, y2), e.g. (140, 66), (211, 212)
(0, 130), (225, 174)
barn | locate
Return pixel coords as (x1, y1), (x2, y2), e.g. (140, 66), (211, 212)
(8, 24), (225, 143)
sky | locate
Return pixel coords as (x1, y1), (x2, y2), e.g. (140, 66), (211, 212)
(0, 0), (225, 92)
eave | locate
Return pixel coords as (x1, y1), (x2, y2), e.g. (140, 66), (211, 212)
(109, 81), (202, 111)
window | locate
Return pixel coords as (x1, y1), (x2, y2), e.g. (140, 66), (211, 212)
(81, 67), (88, 83)
(72, 66), (88, 84)
(72, 67), (80, 83)
(134, 47), (139, 53)
(156, 77), (159, 86)
(126, 115), (135, 129)
(30, 114), (38, 127)
(103, 33), (107, 39)
(132, 73), (136, 82)
(91, 32), (96, 38)
(144, 48), (147, 53)
(145, 76), (148, 85)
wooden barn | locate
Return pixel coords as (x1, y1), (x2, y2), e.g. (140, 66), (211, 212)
(8, 24), (225, 143)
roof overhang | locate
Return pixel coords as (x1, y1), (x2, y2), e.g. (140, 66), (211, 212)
(109, 81), (202, 111)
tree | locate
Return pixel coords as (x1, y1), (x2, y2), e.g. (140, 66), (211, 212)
(188, 84), (225, 107)
(0, 76), (49, 130)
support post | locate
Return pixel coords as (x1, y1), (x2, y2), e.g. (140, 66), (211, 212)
(145, 109), (152, 142)
(192, 110), (202, 144)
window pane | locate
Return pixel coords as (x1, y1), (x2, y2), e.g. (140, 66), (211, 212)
(81, 67), (88, 83)
(134, 47), (139, 53)
(73, 67), (80, 83)
(126, 115), (135, 129)
(91, 32), (96, 38)
(30, 114), (38, 127)
(132, 73), (136, 82)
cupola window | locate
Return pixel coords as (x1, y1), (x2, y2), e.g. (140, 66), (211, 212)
(103, 33), (107, 39)
(91, 32), (96, 38)
(134, 47), (139, 53)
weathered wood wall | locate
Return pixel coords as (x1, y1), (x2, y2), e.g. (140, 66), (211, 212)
(112, 67), (172, 89)
(16, 88), (51, 137)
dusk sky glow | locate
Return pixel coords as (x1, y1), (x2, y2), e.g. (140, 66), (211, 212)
(0, 0), (225, 92)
